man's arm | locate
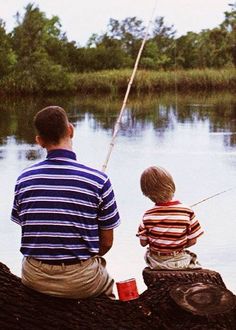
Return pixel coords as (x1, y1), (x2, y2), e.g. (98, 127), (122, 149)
(98, 229), (114, 256)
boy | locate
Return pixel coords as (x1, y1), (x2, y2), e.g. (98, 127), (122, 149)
(137, 166), (203, 270)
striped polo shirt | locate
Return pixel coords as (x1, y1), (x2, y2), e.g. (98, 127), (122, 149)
(138, 200), (203, 252)
(11, 149), (120, 261)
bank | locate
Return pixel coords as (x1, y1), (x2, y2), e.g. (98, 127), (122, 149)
(75, 68), (236, 94)
(0, 68), (236, 95)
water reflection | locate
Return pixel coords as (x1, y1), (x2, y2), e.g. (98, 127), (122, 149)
(0, 92), (235, 150)
(0, 91), (235, 293)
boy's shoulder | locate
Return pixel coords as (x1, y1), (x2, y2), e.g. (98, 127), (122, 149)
(144, 201), (194, 214)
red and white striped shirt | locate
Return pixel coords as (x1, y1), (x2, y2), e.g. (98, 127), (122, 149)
(138, 200), (203, 253)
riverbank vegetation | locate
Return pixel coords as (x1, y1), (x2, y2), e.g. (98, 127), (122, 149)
(0, 3), (236, 94)
(74, 68), (236, 94)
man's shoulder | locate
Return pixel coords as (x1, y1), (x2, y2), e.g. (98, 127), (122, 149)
(18, 160), (46, 176)
(77, 163), (108, 183)
(17, 159), (109, 184)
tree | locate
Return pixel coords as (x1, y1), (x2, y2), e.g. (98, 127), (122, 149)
(197, 28), (231, 68)
(175, 32), (199, 68)
(140, 41), (159, 69)
(10, 3), (75, 93)
(0, 19), (16, 77)
(85, 17), (145, 70)
(147, 17), (176, 69)
(93, 17), (145, 61)
(107, 17), (145, 55)
(174, 3), (236, 69)
(220, 2), (236, 66)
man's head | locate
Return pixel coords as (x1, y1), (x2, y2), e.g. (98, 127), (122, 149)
(140, 166), (175, 204)
(34, 106), (73, 147)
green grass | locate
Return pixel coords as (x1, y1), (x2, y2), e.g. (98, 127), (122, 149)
(74, 68), (236, 94)
(1, 68), (236, 95)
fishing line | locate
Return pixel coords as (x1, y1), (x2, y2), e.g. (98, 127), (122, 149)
(191, 187), (235, 208)
(101, 0), (158, 172)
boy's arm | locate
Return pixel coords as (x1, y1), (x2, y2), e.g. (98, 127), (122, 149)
(139, 238), (148, 247)
(136, 225), (148, 247)
(186, 210), (204, 247)
(185, 237), (197, 248)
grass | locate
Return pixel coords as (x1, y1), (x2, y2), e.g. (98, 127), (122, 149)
(74, 68), (236, 94)
(0, 68), (236, 95)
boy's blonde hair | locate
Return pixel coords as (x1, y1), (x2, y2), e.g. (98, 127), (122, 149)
(140, 166), (175, 204)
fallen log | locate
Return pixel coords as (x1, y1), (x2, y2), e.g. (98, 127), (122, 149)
(143, 267), (236, 329)
(0, 262), (235, 329)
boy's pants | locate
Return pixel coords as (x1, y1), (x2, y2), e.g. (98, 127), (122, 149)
(145, 248), (202, 270)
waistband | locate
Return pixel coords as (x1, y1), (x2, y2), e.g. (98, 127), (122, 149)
(154, 250), (183, 257)
(29, 257), (84, 266)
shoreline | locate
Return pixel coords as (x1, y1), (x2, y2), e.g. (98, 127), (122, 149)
(0, 68), (236, 95)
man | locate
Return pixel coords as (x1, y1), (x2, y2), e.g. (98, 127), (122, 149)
(11, 106), (120, 299)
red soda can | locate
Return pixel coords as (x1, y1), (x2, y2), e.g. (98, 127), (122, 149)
(116, 278), (139, 301)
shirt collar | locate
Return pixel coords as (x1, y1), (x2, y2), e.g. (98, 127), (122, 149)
(47, 149), (77, 160)
(156, 200), (181, 206)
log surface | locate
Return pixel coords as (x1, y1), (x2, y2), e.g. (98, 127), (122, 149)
(0, 262), (235, 329)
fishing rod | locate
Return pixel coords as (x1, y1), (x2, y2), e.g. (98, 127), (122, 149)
(191, 187), (235, 208)
(136, 187), (235, 236)
(101, 1), (158, 172)
(101, 2), (235, 210)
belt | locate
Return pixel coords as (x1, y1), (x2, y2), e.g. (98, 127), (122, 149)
(33, 258), (83, 265)
(155, 250), (183, 257)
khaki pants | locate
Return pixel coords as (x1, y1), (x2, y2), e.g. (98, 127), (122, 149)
(22, 256), (114, 299)
(145, 248), (202, 270)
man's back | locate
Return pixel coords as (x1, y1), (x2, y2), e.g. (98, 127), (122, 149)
(12, 149), (120, 261)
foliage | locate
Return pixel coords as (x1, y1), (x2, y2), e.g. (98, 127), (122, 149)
(146, 17), (176, 69)
(0, 19), (16, 77)
(0, 2), (236, 94)
(6, 3), (77, 94)
(220, 2), (236, 66)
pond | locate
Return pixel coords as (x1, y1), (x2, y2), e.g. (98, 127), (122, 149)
(0, 91), (235, 295)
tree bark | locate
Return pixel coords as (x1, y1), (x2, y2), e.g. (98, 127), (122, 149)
(0, 262), (235, 329)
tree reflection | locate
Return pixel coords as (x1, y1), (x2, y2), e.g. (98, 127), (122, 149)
(0, 92), (235, 154)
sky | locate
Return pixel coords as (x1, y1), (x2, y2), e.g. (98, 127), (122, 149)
(0, 0), (232, 46)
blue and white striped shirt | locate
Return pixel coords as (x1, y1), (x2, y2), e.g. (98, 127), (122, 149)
(11, 149), (120, 261)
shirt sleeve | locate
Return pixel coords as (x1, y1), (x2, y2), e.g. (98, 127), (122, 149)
(187, 210), (204, 240)
(136, 219), (148, 240)
(97, 177), (120, 230)
(11, 183), (21, 225)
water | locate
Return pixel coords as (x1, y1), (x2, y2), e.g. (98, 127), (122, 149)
(0, 92), (235, 295)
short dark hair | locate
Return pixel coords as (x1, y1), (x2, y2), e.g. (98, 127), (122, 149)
(34, 106), (69, 144)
